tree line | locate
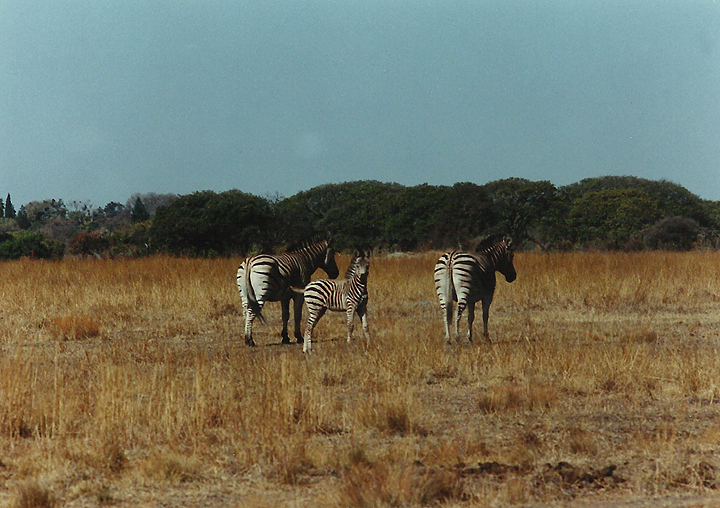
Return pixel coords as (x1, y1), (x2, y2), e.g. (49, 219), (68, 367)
(1, 176), (719, 259)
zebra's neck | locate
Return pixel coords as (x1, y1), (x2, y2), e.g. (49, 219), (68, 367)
(481, 243), (505, 268)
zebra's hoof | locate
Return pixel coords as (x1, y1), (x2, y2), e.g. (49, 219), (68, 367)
(245, 338), (256, 347)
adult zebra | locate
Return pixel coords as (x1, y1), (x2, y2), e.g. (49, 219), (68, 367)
(296, 250), (370, 353)
(237, 237), (339, 346)
(434, 234), (516, 342)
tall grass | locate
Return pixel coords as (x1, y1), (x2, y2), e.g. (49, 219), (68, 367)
(0, 251), (719, 506)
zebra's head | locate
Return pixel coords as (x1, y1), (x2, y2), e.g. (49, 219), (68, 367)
(346, 250), (370, 281)
(497, 235), (517, 283)
(321, 241), (340, 279)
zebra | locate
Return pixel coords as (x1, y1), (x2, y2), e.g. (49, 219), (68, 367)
(434, 234), (516, 342)
(295, 250), (370, 353)
(237, 237), (339, 346)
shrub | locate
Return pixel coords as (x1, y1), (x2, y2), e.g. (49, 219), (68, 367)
(644, 216), (700, 251)
(67, 230), (110, 256)
(0, 230), (65, 260)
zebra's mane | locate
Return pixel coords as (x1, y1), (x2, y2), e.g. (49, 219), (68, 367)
(285, 235), (327, 254)
(475, 234), (509, 253)
(344, 257), (360, 279)
(344, 252), (368, 279)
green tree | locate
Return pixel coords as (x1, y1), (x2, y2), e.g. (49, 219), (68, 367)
(482, 178), (564, 248)
(563, 176), (709, 226)
(568, 188), (661, 249)
(430, 183), (496, 249)
(130, 197), (151, 224)
(149, 190), (274, 255)
(0, 230), (65, 259)
(644, 216), (700, 251)
(4, 194), (14, 219)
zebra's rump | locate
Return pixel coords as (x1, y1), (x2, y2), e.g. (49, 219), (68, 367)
(237, 255), (286, 304)
(435, 251), (495, 306)
(304, 279), (348, 311)
(434, 252), (456, 306)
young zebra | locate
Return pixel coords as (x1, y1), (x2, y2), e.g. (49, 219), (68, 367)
(237, 237), (339, 346)
(298, 250), (370, 353)
(434, 234), (516, 342)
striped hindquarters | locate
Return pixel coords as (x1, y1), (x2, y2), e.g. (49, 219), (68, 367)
(450, 251), (485, 305)
(434, 252), (456, 310)
(237, 254), (284, 314)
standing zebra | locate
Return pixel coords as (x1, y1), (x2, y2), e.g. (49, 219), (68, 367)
(297, 250), (370, 353)
(237, 237), (339, 346)
(434, 234), (516, 342)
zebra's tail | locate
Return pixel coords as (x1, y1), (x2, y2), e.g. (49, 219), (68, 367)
(444, 263), (455, 326)
(240, 261), (266, 323)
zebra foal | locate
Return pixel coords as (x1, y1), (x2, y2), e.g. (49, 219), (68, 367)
(237, 237), (339, 346)
(297, 250), (370, 353)
(434, 234), (516, 342)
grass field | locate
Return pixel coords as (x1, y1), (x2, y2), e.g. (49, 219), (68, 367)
(1, 251), (720, 507)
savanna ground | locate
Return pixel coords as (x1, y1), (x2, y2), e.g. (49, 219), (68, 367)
(1, 251), (720, 507)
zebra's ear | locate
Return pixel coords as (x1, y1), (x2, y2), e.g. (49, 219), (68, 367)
(505, 235), (514, 250)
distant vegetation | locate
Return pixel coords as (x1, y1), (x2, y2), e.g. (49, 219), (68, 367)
(1, 176), (719, 259)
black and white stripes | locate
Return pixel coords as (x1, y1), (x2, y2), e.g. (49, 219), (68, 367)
(300, 250), (370, 353)
(434, 234), (516, 342)
(237, 238), (339, 346)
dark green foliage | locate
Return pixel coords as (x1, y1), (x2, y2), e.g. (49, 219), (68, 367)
(568, 188), (661, 249)
(130, 197), (150, 224)
(3, 176), (719, 257)
(563, 176), (709, 226)
(644, 217), (700, 251)
(0, 230), (65, 259)
(149, 190), (274, 255)
(4, 194), (14, 219)
(482, 178), (566, 248)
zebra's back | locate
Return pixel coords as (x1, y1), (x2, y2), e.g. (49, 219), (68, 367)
(450, 251), (495, 305)
(304, 278), (348, 312)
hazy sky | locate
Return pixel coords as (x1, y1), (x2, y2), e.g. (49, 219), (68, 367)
(2, 1), (719, 207)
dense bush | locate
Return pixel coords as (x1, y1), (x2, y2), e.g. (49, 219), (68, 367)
(149, 190), (275, 255)
(643, 217), (700, 251)
(0, 230), (65, 260)
(3, 176), (719, 257)
(67, 231), (111, 257)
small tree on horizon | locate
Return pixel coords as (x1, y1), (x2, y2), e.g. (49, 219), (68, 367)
(4, 194), (15, 219)
(130, 197), (150, 224)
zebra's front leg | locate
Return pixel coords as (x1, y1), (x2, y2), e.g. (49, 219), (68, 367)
(357, 305), (370, 342)
(292, 293), (304, 344)
(280, 294), (292, 344)
(482, 298), (492, 340)
(345, 307), (355, 343)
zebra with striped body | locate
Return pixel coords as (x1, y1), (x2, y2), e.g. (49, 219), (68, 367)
(237, 238), (339, 346)
(299, 250), (370, 353)
(434, 234), (516, 342)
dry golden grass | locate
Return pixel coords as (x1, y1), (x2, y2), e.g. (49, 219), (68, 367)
(0, 251), (720, 507)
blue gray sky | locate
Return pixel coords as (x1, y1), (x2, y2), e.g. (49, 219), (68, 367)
(2, 0), (719, 207)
